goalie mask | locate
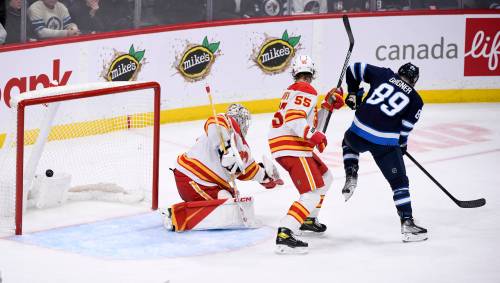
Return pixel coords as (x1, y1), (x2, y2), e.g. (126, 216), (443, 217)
(291, 55), (316, 79)
(226, 103), (251, 137)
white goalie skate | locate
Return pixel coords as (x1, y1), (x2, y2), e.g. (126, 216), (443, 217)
(401, 218), (428, 242)
(160, 208), (174, 231)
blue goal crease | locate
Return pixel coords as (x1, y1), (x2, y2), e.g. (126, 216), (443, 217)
(10, 212), (274, 260)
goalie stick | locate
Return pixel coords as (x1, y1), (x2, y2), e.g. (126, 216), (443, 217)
(205, 85), (248, 225)
(405, 152), (486, 208)
(322, 14), (355, 133)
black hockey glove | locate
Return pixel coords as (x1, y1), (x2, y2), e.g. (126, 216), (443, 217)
(345, 88), (364, 110)
(400, 144), (408, 155)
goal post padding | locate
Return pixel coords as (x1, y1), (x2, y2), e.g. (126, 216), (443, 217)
(0, 81), (160, 235)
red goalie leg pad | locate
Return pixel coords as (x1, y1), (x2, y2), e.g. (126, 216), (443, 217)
(174, 169), (229, 201)
(171, 199), (229, 232)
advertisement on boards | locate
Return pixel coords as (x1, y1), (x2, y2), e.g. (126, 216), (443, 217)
(464, 18), (500, 76)
(0, 13), (499, 135)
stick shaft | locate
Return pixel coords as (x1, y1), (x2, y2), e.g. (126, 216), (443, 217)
(405, 152), (486, 208)
(323, 15), (355, 133)
(205, 86), (248, 224)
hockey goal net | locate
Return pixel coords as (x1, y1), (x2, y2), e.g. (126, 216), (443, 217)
(0, 81), (160, 235)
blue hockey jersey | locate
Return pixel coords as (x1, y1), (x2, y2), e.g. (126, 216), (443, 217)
(346, 63), (423, 146)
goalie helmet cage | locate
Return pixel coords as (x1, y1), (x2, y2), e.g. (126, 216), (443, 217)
(0, 81), (161, 235)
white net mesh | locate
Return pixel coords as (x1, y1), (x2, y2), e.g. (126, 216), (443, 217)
(0, 82), (158, 234)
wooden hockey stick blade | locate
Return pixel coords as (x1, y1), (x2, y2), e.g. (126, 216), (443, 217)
(405, 152), (486, 208)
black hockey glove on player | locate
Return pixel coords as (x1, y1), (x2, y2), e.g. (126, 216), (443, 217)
(400, 144), (408, 155)
(345, 88), (364, 110)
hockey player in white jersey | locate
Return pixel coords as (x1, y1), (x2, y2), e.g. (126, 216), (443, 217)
(162, 104), (283, 232)
(268, 55), (344, 254)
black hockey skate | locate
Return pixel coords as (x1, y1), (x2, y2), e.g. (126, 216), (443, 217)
(401, 218), (428, 242)
(275, 227), (308, 254)
(342, 165), (359, 202)
(299, 217), (327, 235)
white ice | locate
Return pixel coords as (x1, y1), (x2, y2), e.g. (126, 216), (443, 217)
(0, 103), (499, 283)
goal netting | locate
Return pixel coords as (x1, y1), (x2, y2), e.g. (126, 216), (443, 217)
(0, 81), (160, 235)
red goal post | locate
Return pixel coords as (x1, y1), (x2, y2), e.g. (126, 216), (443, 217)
(1, 81), (161, 235)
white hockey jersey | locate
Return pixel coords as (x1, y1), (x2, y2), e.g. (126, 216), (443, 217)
(176, 114), (265, 191)
(268, 81), (319, 158)
(28, 1), (75, 38)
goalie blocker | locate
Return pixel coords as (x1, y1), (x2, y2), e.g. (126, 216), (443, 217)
(161, 196), (260, 232)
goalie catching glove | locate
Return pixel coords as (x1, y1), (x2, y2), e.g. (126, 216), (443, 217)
(218, 143), (242, 175)
(321, 87), (345, 111)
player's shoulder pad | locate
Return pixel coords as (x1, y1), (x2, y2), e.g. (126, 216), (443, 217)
(288, 81), (318, 96)
(413, 90), (424, 105)
(204, 114), (230, 134)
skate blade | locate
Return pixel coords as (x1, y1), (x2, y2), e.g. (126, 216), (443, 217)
(342, 189), (355, 202)
(296, 230), (326, 237)
(275, 245), (308, 255)
(402, 232), (428, 242)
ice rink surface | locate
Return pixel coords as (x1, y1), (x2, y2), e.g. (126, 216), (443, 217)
(0, 103), (499, 283)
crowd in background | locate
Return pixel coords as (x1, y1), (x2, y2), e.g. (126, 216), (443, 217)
(0, 0), (498, 45)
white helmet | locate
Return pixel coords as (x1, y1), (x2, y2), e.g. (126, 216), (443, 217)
(226, 103), (251, 137)
(291, 55), (316, 78)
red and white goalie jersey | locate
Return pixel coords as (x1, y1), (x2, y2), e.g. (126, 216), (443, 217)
(175, 113), (265, 192)
(268, 81), (319, 158)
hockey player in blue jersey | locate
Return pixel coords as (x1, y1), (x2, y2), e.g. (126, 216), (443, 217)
(341, 62), (428, 242)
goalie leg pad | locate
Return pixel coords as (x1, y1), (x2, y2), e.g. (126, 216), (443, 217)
(174, 169), (229, 201)
(167, 197), (259, 232)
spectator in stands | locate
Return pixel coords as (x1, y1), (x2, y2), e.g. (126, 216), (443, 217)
(289, 0), (327, 14)
(97, 0), (134, 31)
(28, 0), (80, 39)
(376, 0), (410, 10)
(341, 0), (368, 11)
(5, 0), (23, 44)
(67, 0), (105, 34)
(411, 0), (459, 9)
(213, 0), (240, 20)
(0, 23), (6, 44)
(464, 0), (500, 8)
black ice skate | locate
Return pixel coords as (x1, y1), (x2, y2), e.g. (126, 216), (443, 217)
(401, 218), (428, 242)
(275, 227), (308, 254)
(299, 217), (327, 235)
(342, 165), (358, 202)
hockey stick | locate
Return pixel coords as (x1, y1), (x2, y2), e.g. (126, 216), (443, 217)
(322, 14), (355, 133)
(205, 85), (248, 225)
(405, 152), (486, 208)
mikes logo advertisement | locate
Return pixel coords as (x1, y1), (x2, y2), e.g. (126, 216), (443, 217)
(177, 36), (220, 81)
(103, 45), (146, 81)
(254, 30), (301, 74)
(464, 18), (499, 76)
